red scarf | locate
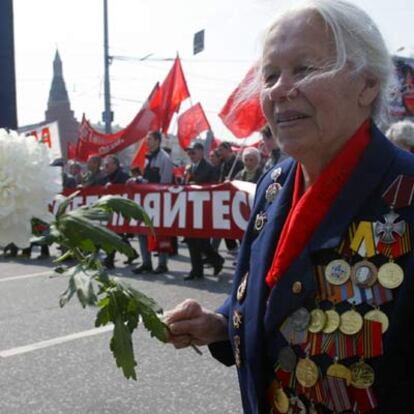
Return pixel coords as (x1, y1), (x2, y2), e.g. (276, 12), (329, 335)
(265, 120), (371, 289)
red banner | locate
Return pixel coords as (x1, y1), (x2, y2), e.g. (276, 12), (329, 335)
(59, 181), (255, 239)
(75, 83), (161, 162)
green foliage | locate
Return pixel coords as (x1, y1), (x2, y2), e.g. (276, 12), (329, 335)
(36, 193), (166, 380)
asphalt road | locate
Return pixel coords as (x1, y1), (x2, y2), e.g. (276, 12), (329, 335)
(0, 243), (242, 414)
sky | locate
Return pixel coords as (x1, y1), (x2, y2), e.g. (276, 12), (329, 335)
(13, 0), (414, 142)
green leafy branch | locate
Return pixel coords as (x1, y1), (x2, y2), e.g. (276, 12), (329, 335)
(33, 192), (168, 380)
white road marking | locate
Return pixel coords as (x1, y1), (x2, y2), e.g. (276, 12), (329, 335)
(0, 270), (53, 283)
(0, 325), (113, 358)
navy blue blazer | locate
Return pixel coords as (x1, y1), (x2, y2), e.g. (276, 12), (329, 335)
(210, 124), (414, 414)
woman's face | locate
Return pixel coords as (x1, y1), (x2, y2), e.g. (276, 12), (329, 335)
(243, 154), (259, 171)
(260, 10), (376, 166)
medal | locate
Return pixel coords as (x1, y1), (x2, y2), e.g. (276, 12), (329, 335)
(278, 346), (297, 372)
(254, 211), (267, 232)
(351, 260), (378, 288)
(265, 182), (282, 203)
(295, 356), (319, 388)
(272, 386), (290, 414)
(350, 359), (375, 389)
(325, 259), (351, 286)
(377, 261), (404, 289)
(271, 167), (282, 181)
(291, 307), (311, 332)
(327, 359), (352, 386)
(375, 210), (406, 244)
(308, 308), (327, 334)
(339, 308), (363, 335)
(364, 307), (389, 333)
(234, 335), (242, 368)
(288, 396), (306, 414)
(232, 310), (243, 329)
(237, 272), (248, 303)
(323, 309), (340, 334)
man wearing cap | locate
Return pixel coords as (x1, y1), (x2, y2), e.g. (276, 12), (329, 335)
(183, 142), (224, 280)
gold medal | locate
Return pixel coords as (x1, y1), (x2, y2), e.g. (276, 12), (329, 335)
(327, 360), (352, 386)
(350, 359), (375, 389)
(295, 356), (319, 388)
(308, 308), (327, 333)
(323, 309), (340, 334)
(272, 385), (290, 414)
(237, 272), (248, 303)
(378, 261), (404, 289)
(339, 309), (363, 335)
(325, 259), (351, 285)
(351, 260), (378, 288)
(364, 308), (389, 333)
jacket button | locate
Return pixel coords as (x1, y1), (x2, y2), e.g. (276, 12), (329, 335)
(292, 281), (303, 294)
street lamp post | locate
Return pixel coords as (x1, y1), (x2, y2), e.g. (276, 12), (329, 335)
(103, 0), (112, 133)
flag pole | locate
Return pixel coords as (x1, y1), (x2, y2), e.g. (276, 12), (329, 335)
(225, 136), (249, 180)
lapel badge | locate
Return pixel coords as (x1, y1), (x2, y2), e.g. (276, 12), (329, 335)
(265, 182), (282, 203)
(232, 310), (243, 329)
(234, 335), (242, 367)
(237, 272), (249, 303)
(271, 167), (282, 182)
(254, 211), (267, 232)
(375, 210), (406, 244)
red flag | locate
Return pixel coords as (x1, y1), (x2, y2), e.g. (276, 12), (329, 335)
(156, 56), (190, 133)
(177, 102), (210, 149)
(219, 65), (266, 138)
(67, 142), (77, 160)
(130, 139), (148, 172)
(75, 84), (161, 162)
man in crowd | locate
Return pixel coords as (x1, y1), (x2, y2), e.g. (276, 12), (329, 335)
(260, 125), (287, 174)
(217, 141), (244, 182)
(216, 141), (243, 253)
(102, 155), (130, 185)
(183, 142), (224, 280)
(79, 154), (105, 187)
(133, 130), (173, 275)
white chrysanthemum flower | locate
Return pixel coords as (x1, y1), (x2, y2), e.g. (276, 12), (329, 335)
(0, 129), (62, 248)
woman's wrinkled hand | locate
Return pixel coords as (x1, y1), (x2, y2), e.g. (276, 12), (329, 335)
(164, 299), (228, 349)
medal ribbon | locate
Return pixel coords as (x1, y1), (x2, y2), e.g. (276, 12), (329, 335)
(382, 175), (414, 208)
(325, 376), (352, 413)
(357, 319), (383, 358)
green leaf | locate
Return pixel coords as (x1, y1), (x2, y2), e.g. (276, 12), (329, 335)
(73, 269), (97, 307)
(53, 249), (73, 264)
(69, 207), (111, 222)
(92, 196), (154, 233)
(120, 281), (168, 343)
(57, 213), (135, 257)
(110, 316), (137, 380)
(56, 191), (80, 219)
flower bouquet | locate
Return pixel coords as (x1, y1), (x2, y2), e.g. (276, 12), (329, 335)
(0, 129), (168, 380)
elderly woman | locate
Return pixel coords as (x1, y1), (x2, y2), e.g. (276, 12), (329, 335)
(235, 147), (263, 183)
(165, 1), (414, 413)
(386, 119), (414, 152)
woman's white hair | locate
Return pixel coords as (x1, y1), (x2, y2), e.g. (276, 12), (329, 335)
(236, 0), (394, 123)
(242, 147), (261, 164)
(386, 120), (414, 149)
